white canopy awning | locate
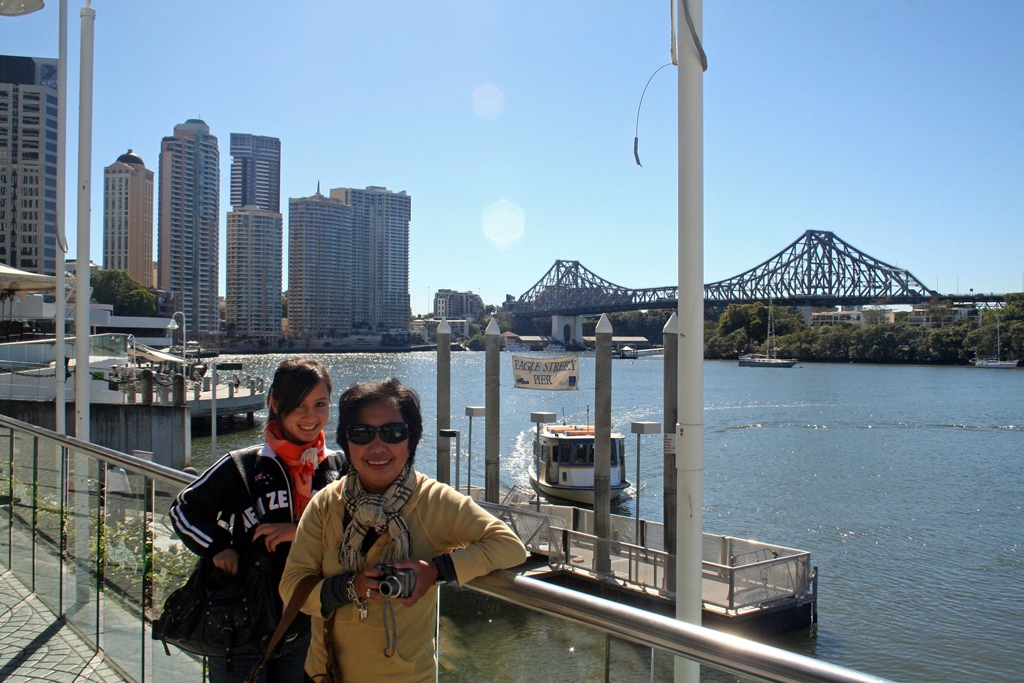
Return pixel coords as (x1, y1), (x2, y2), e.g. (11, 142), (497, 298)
(0, 264), (74, 299)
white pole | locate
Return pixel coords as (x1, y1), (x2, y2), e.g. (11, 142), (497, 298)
(74, 0), (95, 441)
(210, 361), (217, 462)
(54, 0), (67, 433)
(676, 0), (705, 681)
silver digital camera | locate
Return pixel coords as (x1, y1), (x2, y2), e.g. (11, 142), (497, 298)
(376, 564), (416, 599)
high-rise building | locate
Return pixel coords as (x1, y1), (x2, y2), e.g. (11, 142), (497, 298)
(103, 150), (154, 287)
(157, 119), (220, 335)
(226, 209), (282, 339)
(0, 55), (59, 275)
(229, 133), (280, 212)
(287, 185), (411, 339)
(226, 132), (282, 339)
(287, 189), (351, 337)
(329, 186), (411, 331)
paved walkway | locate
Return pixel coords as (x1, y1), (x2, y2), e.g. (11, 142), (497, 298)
(0, 570), (125, 683)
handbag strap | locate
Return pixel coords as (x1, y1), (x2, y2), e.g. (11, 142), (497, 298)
(243, 574), (321, 683)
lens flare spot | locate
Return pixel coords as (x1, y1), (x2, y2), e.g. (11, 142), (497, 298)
(473, 83), (504, 119)
(482, 199), (524, 248)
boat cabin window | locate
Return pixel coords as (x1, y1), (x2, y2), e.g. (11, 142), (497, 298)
(573, 443), (593, 465)
(557, 443), (572, 464)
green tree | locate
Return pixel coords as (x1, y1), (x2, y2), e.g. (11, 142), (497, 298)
(90, 270), (156, 317)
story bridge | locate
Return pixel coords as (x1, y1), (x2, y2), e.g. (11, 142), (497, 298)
(502, 230), (1005, 318)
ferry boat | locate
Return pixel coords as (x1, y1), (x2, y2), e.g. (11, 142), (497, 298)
(529, 423), (630, 505)
(505, 342), (531, 353)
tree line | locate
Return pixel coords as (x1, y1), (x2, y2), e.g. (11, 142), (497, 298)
(488, 296), (1023, 365)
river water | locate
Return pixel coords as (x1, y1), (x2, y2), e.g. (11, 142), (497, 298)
(192, 352), (1024, 683)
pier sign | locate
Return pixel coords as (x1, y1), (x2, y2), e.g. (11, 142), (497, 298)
(511, 355), (579, 391)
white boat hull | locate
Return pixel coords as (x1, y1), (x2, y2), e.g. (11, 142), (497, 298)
(974, 359), (1018, 369)
(529, 464), (629, 505)
(738, 354), (798, 368)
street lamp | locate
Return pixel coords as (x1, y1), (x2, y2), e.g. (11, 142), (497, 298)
(0, 1), (45, 15)
(630, 421), (660, 544)
(465, 406), (485, 495)
(167, 311), (186, 373)
(439, 429), (460, 491)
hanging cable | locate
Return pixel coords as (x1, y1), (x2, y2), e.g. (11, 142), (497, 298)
(633, 63), (673, 166)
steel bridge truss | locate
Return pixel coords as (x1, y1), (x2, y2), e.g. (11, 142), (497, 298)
(505, 260), (678, 317)
(704, 230), (937, 306)
(504, 230), (939, 316)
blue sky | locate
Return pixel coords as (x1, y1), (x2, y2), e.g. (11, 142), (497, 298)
(5, 1), (1023, 315)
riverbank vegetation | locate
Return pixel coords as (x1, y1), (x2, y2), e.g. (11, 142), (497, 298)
(494, 294), (1024, 365)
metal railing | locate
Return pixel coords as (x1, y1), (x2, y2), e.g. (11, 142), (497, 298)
(0, 414), (893, 683)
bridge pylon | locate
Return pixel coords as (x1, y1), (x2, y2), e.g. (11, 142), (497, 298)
(552, 315), (584, 347)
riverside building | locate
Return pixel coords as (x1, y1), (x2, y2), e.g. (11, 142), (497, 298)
(102, 150), (154, 287)
(0, 55), (59, 276)
(287, 185), (410, 339)
(330, 186), (411, 332)
(157, 119), (220, 335)
(226, 133), (282, 340)
(288, 188), (350, 337)
(434, 289), (484, 322)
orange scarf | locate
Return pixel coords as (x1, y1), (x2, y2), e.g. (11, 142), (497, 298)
(264, 419), (325, 517)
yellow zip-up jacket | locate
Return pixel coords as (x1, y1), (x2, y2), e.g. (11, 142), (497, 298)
(280, 471), (527, 682)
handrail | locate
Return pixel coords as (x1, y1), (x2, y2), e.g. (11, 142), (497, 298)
(467, 571), (893, 683)
(0, 413), (193, 487)
(0, 413), (893, 683)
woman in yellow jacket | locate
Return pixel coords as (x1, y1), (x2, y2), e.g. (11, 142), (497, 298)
(280, 378), (527, 682)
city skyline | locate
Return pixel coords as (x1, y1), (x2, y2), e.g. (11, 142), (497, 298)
(3, 2), (1023, 315)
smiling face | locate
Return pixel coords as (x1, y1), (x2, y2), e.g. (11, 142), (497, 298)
(271, 380), (331, 445)
(347, 399), (410, 494)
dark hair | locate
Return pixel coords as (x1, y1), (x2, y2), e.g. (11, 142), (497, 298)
(266, 358), (333, 422)
(336, 377), (423, 461)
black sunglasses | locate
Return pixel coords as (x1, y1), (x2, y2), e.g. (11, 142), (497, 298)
(346, 422), (410, 446)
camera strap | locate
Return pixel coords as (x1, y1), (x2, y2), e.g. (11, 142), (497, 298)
(382, 599), (398, 658)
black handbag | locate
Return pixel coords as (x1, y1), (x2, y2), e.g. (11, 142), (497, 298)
(154, 448), (282, 670)
(152, 543), (279, 670)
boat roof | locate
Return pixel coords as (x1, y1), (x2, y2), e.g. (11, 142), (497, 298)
(540, 424), (625, 439)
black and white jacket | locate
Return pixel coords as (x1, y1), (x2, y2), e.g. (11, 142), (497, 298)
(169, 443), (342, 561)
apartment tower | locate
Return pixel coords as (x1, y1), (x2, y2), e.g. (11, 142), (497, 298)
(226, 133), (282, 339)
(102, 150), (154, 286)
(329, 186), (411, 332)
(157, 119), (220, 335)
(287, 188), (351, 337)
(0, 55), (59, 275)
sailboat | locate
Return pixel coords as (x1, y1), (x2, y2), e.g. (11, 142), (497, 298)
(739, 300), (798, 368)
(974, 312), (1018, 369)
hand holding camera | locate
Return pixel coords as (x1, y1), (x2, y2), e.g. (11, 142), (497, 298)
(375, 564), (417, 598)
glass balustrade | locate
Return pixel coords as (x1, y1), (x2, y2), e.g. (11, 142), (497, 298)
(0, 414), (892, 683)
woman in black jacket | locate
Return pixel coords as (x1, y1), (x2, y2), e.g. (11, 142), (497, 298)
(170, 357), (342, 683)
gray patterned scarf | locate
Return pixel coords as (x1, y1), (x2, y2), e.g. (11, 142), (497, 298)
(339, 465), (416, 573)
